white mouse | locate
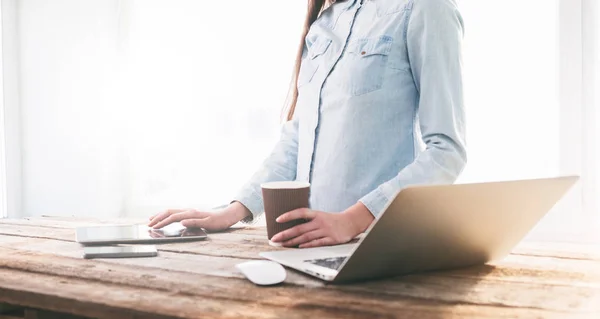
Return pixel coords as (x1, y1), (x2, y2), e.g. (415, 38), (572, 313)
(235, 260), (286, 286)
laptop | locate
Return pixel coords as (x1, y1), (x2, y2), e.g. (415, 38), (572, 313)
(260, 176), (579, 283)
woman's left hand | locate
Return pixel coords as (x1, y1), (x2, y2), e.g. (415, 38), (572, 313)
(270, 202), (375, 248)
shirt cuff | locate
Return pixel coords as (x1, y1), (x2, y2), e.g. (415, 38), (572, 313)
(359, 187), (392, 219)
(232, 188), (264, 225)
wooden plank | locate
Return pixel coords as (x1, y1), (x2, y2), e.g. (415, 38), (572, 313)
(9, 216), (600, 252)
(0, 217), (143, 229)
(1, 247), (599, 316)
(2, 230), (600, 290)
(0, 222), (274, 260)
(0, 236), (322, 286)
(0, 217), (267, 236)
(1, 239), (598, 318)
(2, 224), (600, 288)
(2, 220), (600, 316)
(14, 239), (600, 293)
(3, 221), (600, 266)
(0, 222), (267, 244)
(3, 218), (600, 262)
(0, 253), (590, 319)
(1, 269), (342, 319)
(1, 223), (599, 278)
(8, 217), (597, 260)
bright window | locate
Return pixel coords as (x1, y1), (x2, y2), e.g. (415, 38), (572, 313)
(117, 1), (306, 214)
(458, 0), (560, 183)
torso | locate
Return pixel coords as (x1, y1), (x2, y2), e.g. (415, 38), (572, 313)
(295, 0), (420, 212)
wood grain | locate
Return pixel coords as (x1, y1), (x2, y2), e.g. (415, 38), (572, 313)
(0, 250), (587, 319)
(1, 217), (599, 319)
(3, 220), (599, 263)
(2, 223), (600, 288)
(0, 222), (274, 260)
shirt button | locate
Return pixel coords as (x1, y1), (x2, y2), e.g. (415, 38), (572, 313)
(361, 51), (366, 55)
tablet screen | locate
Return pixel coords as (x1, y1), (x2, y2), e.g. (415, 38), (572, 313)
(76, 223), (207, 244)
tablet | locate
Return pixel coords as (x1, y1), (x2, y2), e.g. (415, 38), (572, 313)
(76, 222), (208, 245)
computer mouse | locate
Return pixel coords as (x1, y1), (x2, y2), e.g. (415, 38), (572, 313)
(235, 260), (286, 286)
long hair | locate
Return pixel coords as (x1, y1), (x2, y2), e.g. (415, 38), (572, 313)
(283, 0), (335, 121)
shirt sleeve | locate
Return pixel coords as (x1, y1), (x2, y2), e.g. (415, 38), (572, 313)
(232, 116), (300, 222)
(359, 0), (468, 218)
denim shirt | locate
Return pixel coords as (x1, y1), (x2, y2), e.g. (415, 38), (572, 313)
(234, 0), (467, 220)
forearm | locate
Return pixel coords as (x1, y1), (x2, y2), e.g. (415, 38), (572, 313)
(223, 201), (253, 224)
(360, 144), (466, 218)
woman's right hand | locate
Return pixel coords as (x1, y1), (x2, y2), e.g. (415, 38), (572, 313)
(147, 201), (251, 231)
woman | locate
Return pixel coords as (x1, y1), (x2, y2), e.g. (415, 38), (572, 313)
(148, 0), (467, 248)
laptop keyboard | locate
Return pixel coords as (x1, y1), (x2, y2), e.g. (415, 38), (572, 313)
(304, 256), (347, 270)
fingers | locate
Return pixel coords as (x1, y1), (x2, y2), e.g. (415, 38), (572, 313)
(270, 221), (319, 243)
(181, 216), (232, 232)
(299, 237), (336, 249)
(281, 229), (324, 247)
(276, 208), (316, 223)
(148, 209), (187, 227)
(151, 210), (210, 229)
(148, 211), (170, 227)
(180, 218), (211, 229)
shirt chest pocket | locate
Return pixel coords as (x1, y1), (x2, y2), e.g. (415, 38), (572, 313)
(345, 36), (393, 96)
(298, 37), (332, 88)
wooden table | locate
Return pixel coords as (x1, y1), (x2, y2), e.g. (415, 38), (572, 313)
(0, 217), (599, 319)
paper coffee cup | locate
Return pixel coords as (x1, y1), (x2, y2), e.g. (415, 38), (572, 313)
(261, 181), (310, 244)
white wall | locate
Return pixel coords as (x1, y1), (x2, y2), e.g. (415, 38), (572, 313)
(19, 0), (126, 217)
